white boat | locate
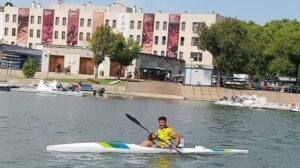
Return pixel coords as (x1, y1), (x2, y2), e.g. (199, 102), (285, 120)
(109, 80), (120, 85)
(47, 141), (248, 155)
(291, 105), (300, 112)
(214, 94), (291, 111)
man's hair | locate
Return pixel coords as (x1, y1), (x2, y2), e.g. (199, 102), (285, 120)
(158, 116), (167, 121)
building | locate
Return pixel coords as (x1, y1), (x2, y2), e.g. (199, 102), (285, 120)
(0, 1), (225, 78)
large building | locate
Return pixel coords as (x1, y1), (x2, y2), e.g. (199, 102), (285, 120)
(0, 1), (225, 78)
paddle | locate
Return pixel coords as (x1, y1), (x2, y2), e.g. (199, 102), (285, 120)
(125, 113), (185, 156)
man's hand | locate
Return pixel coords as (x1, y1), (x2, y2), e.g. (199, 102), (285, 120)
(171, 145), (177, 150)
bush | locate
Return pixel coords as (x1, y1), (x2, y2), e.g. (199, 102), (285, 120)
(22, 58), (37, 78)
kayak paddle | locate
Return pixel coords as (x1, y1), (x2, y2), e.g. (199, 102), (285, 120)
(125, 113), (185, 156)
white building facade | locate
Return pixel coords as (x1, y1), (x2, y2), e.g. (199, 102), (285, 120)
(0, 1), (226, 77)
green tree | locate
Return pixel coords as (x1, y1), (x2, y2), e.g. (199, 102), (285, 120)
(22, 58), (37, 78)
(197, 18), (247, 86)
(89, 25), (116, 79)
(109, 34), (140, 79)
(4, 2), (14, 7)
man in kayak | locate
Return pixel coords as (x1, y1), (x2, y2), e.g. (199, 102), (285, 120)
(140, 116), (181, 149)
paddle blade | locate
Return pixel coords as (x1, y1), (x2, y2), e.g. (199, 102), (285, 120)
(125, 113), (141, 126)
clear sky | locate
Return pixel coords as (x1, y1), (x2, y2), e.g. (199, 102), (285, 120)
(3, 0), (300, 24)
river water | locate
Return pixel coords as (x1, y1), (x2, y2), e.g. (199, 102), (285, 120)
(0, 91), (299, 168)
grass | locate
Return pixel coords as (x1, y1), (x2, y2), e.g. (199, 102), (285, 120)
(45, 78), (126, 86)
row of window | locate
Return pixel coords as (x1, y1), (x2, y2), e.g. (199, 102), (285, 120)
(5, 14), (42, 24)
(152, 50), (203, 61)
(4, 27), (41, 38)
(53, 31), (91, 41)
(154, 36), (199, 46)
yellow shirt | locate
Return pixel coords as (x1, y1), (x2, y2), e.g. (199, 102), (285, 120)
(156, 126), (175, 147)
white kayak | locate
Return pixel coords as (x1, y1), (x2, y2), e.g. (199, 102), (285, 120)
(47, 141), (249, 155)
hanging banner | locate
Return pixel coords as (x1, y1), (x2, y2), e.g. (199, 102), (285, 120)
(166, 14), (181, 58)
(92, 11), (104, 32)
(67, 10), (79, 46)
(117, 13), (129, 38)
(42, 9), (54, 44)
(141, 13), (155, 54)
(17, 8), (30, 47)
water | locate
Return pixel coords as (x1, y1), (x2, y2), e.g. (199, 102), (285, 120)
(0, 92), (300, 168)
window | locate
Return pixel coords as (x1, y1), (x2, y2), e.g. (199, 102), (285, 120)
(130, 20), (134, 29)
(55, 17), (59, 25)
(29, 43), (33, 48)
(191, 37), (199, 46)
(190, 52), (203, 61)
(54, 31), (58, 39)
(180, 37), (185, 46)
(4, 28), (8, 36)
(29, 29), (34, 37)
(13, 15), (17, 23)
(80, 18), (84, 27)
(105, 19), (109, 27)
(179, 52), (183, 60)
(161, 51), (165, 56)
(11, 28), (16, 36)
(154, 36), (159, 45)
(62, 17), (67, 26)
(155, 21), (160, 30)
(137, 35), (141, 43)
(87, 19), (92, 27)
(162, 36), (166, 45)
(5, 14), (9, 22)
(38, 16), (42, 24)
(62, 31), (66, 40)
(30, 16), (34, 24)
(112, 20), (117, 28)
(163, 22), (167, 30)
(79, 32), (83, 41)
(181, 22), (186, 31)
(137, 21), (142, 30)
(129, 35), (134, 40)
(154, 50), (158, 55)
(37, 30), (41, 38)
(192, 22), (201, 31)
(86, 33), (91, 40)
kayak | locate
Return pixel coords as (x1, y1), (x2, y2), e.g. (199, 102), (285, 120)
(47, 141), (249, 155)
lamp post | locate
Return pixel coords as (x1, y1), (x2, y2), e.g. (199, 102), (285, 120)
(190, 58), (194, 85)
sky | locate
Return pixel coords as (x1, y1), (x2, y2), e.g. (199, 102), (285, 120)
(2, 0), (300, 24)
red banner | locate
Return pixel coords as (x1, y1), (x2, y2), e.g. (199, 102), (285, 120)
(167, 14), (181, 58)
(17, 8), (29, 46)
(141, 13), (155, 54)
(42, 9), (54, 44)
(92, 12), (104, 32)
(67, 10), (79, 46)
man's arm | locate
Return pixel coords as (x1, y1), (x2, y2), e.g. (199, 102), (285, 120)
(171, 133), (181, 147)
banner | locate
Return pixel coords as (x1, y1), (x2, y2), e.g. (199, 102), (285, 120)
(67, 10), (79, 46)
(17, 8), (29, 47)
(117, 13), (129, 38)
(166, 14), (181, 58)
(92, 12), (104, 32)
(42, 9), (54, 44)
(141, 13), (155, 54)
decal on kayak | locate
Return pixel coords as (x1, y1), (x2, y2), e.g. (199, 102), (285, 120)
(98, 142), (130, 149)
(212, 148), (231, 152)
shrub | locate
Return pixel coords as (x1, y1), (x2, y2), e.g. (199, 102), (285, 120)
(22, 58), (37, 78)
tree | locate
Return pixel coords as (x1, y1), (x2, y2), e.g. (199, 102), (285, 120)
(197, 18), (247, 87)
(89, 26), (116, 79)
(4, 2), (14, 7)
(109, 34), (140, 79)
(22, 58), (37, 78)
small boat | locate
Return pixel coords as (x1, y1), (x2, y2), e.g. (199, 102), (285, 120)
(214, 94), (291, 111)
(47, 141), (248, 155)
(291, 105), (300, 112)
